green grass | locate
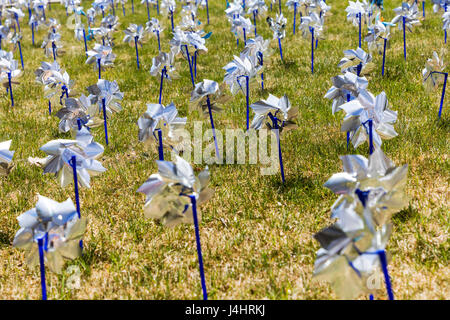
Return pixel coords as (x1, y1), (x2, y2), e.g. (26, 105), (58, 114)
(0, 0), (448, 299)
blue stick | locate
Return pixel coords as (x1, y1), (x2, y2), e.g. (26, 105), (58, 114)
(111, 0), (116, 16)
(49, 100), (51, 114)
(206, 96), (220, 159)
(157, 31), (161, 51)
(246, 75), (249, 130)
(102, 98), (109, 145)
(258, 51), (264, 90)
(268, 113), (285, 183)
(243, 28), (247, 45)
(346, 93), (351, 149)
(377, 250), (394, 300)
(157, 0), (160, 15)
(7, 72), (13, 107)
(253, 11), (257, 36)
(122, 4), (126, 16)
(402, 16), (406, 61)
(37, 237), (47, 300)
(70, 155), (81, 218)
(171, 13), (174, 31)
(157, 129), (164, 160)
(279, 0), (281, 13)
(146, 0), (150, 21)
(438, 73), (447, 119)
(206, 0), (210, 24)
(83, 29), (88, 57)
(18, 41), (24, 69)
(159, 66), (166, 104)
(311, 28), (314, 74)
(134, 36), (140, 69)
(132, 0), (134, 13)
(183, 45), (195, 88)
(98, 58), (101, 79)
(382, 38), (387, 76)
(422, 0), (425, 18)
(368, 119), (373, 155)
(189, 195), (208, 300)
(358, 13), (361, 48)
(293, 4), (297, 35)
(278, 37), (283, 62)
(32, 23), (35, 45)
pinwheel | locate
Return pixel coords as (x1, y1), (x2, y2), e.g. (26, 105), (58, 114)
(61, 0), (81, 16)
(0, 25), (10, 50)
(89, 25), (115, 46)
(422, 51), (447, 119)
(391, 2), (420, 61)
(432, 0), (450, 13)
(314, 148), (408, 300)
(13, 195), (87, 300)
(137, 155), (213, 300)
(338, 48), (375, 77)
(87, 79), (123, 145)
(34, 60), (74, 114)
(0, 140), (14, 175)
(0, 50), (21, 107)
(151, 51), (179, 104)
(9, 31), (24, 69)
(324, 72), (369, 114)
(231, 15), (254, 47)
(336, 91), (398, 153)
(170, 27), (208, 87)
(55, 95), (103, 133)
(267, 13), (286, 61)
(345, 0), (367, 47)
(246, 0), (267, 36)
(249, 94), (298, 182)
(5, 7), (25, 32)
(225, 0), (244, 20)
(92, 0), (110, 17)
(190, 80), (230, 160)
(145, 18), (163, 51)
(32, 0), (48, 21)
(181, 0), (199, 22)
(364, 14), (394, 76)
(161, 0), (176, 31)
(286, 0), (301, 34)
(123, 24), (147, 69)
(223, 54), (261, 129)
(443, 11), (449, 43)
(85, 43), (116, 79)
(137, 102), (187, 160)
(299, 11), (324, 73)
(86, 7), (97, 27)
(241, 35), (271, 90)
(41, 30), (64, 61)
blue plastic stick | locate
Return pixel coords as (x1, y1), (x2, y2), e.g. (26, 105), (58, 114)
(279, 0), (281, 13)
(18, 41), (24, 69)
(382, 38), (387, 76)
(132, 0), (134, 13)
(48, 100), (51, 114)
(402, 16), (406, 61)
(377, 250), (394, 300)
(189, 195), (208, 300)
(146, 0), (150, 21)
(157, 129), (164, 160)
(368, 119), (373, 155)
(206, 0), (210, 24)
(422, 0), (425, 18)
(159, 66), (166, 104)
(52, 42), (56, 61)
(38, 238), (47, 300)
(243, 28), (247, 45)
(293, 3), (297, 35)
(253, 11), (257, 36)
(157, 31), (161, 51)
(32, 23), (35, 45)
(246, 75), (249, 130)
(157, 0), (160, 15)
(134, 36), (140, 69)
(278, 37), (283, 62)
(102, 98), (109, 145)
(170, 13), (174, 31)
(7, 72), (13, 107)
(98, 58), (101, 79)
(346, 93), (351, 149)
(206, 96), (220, 160)
(83, 29), (88, 57)
(183, 45), (195, 88)
(70, 155), (81, 218)
(122, 3), (126, 16)
(438, 73), (447, 120)
(358, 13), (361, 48)
(311, 27), (314, 74)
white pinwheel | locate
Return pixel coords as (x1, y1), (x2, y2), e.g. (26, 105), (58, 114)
(0, 140), (14, 175)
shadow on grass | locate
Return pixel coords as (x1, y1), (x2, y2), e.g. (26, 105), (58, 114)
(392, 204), (419, 224)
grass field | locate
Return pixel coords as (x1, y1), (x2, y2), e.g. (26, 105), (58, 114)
(0, 0), (448, 299)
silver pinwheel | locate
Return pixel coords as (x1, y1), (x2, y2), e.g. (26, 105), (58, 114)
(87, 79), (123, 145)
(250, 94), (298, 182)
(137, 155), (213, 299)
(123, 24), (147, 69)
(267, 13), (286, 61)
(422, 51), (447, 119)
(0, 49), (22, 107)
(299, 11), (325, 73)
(137, 102), (187, 160)
(391, 2), (420, 61)
(85, 43), (116, 79)
(145, 18), (163, 51)
(338, 48), (375, 76)
(13, 195), (87, 300)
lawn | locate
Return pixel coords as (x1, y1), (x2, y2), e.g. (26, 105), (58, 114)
(0, 0), (448, 299)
